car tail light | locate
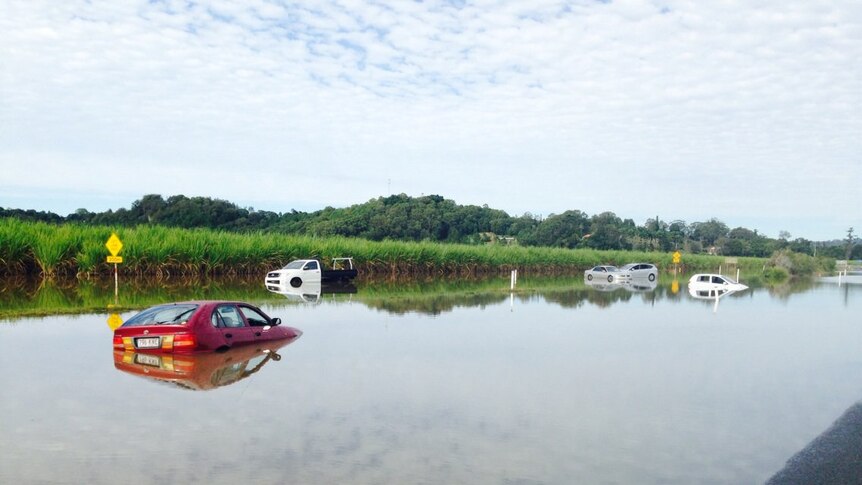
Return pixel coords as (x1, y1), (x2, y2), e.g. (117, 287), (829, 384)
(172, 333), (197, 350)
(113, 335), (124, 349)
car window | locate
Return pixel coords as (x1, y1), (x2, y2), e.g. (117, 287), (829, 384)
(123, 304), (198, 326)
(697, 275), (709, 282)
(211, 311), (224, 328)
(239, 306), (270, 327)
(284, 261), (304, 269)
(216, 305), (244, 328)
(304, 261), (318, 270)
(712, 276), (724, 284)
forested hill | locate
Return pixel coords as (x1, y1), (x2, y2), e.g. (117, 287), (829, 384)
(0, 193), (856, 258)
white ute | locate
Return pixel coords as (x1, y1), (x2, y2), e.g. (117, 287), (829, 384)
(265, 258), (357, 289)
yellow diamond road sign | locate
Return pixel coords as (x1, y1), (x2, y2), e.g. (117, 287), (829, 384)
(672, 251), (681, 264)
(106, 233), (123, 256)
(107, 313), (124, 331)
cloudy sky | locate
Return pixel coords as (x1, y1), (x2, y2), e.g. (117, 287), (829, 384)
(1, 0), (859, 240)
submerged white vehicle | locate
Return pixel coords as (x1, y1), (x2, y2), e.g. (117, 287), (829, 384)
(584, 265), (630, 283)
(265, 257), (357, 288)
(687, 274), (748, 292)
(619, 263), (659, 282)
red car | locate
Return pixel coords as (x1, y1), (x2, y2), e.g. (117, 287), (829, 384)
(113, 301), (301, 353)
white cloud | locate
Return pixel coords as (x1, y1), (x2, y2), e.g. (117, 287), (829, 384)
(1, 0), (860, 239)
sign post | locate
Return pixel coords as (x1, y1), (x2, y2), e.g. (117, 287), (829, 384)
(105, 233), (124, 301)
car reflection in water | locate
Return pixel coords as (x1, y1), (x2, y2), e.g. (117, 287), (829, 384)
(687, 286), (742, 313)
(113, 336), (299, 391)
(623, 279), (658, 293)
(585, 278), (657, 293)
(266, 280), (357, 303)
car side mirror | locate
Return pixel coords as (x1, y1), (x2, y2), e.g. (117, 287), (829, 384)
(271, 317), (281, 326)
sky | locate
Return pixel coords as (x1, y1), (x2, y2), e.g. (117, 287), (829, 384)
(1, 0), (860, 241)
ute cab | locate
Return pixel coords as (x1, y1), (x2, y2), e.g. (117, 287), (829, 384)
(113, 301), (301, 353)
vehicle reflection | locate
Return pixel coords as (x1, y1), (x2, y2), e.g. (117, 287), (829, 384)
(624, 279), (658, 293)
(266, 281), (357, 303)
(584, 279), (628, 293)
(687, 286), (741, 313)
(584, 278), (657, 293)
(5, 273), (855, 320)
(113, 337), (299, 391)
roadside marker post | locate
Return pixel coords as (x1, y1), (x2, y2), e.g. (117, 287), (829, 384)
(105, 233), (124, 301)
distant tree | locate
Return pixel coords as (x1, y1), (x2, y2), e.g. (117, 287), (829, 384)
(131, 194), (167, 223)
(530, 210), (590, 248)
(0, 207), (63, 223)
(691, 218), (729, 246)
(846, 227), (857, 260)
(728, 227), (757, 240)
(788, 237), (814, 256)
(1, 193), (812, 256)
(586, 212), (629, 250)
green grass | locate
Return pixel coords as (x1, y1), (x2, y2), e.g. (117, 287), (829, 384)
(0, 218), (767, 278)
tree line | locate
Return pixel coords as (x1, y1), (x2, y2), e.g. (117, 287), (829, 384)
(2, 193), (858, 259)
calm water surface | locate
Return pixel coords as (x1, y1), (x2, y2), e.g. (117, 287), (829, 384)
(1, 276), (861, 484)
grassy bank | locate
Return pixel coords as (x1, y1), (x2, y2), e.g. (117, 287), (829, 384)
(1, 218), (766, 278)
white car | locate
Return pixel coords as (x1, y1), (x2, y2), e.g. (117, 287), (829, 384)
(265, 257), (357, 288)
(688, 274), (748, 292)
(584, 265), (630, 283)
(619, 263), (658, 281)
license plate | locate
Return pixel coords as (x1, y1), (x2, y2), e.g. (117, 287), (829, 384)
(135, 353), (161, 366)
(135, 337), (161, 349)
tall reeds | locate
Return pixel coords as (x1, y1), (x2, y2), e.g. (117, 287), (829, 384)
(0, 218), (765, 278)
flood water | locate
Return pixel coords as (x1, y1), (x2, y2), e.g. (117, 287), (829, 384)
(1, 275), (861, 484)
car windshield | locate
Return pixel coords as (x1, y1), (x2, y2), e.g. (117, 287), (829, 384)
(620, 264), (636, 270)
(282, 260), (305, 270)
(605, 266), (619, 272)
(122, 304), (199, 326)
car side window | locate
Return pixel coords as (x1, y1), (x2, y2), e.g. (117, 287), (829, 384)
(304, 261), (318, 270)
(712, 276), (724, 284)
(211, 311), (225, 328)
(239, 306), (270, 327)
(216, 305), (244, 328)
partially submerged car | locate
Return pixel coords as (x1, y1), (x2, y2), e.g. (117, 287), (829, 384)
(584, 265), (629, 282)
(265, 257), (357, 288)
(688, 274), (749, 293)
(619, 263), (658, 281)
(113, 301), (301, 353)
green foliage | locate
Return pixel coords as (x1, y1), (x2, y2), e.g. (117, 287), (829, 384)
(766, 249), (833, 277)
(0, 218), (768, 277)
(762, 266), (789, 282)
(0, 193), (844, 259)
